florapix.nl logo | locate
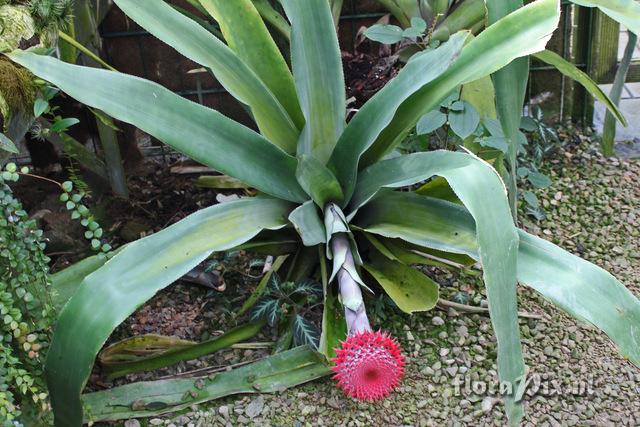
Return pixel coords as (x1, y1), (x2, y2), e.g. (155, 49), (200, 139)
(451, 371), (599, 401)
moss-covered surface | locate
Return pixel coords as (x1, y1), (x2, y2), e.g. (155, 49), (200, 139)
(0, 58), (36, 123)
(0, 4), (37, 51)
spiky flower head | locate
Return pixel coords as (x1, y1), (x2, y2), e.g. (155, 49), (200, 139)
(331, 330), (405, 401)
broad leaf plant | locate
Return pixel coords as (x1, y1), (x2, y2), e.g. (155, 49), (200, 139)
(5, 0), (640, 425)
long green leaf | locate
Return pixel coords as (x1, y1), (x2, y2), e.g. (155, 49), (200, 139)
(44, 197), (292, 426)
(82, 346), (330, 422)
(517, 231), (640, 364)
(357, 191), (640, 367)
(359, 0), (559, 169)
(431, 0), (487, 42)
(199, 0), (304, 129)
(296, 155), (344, 207)
(571, 0), (640, 35)
(288, 200), (326, 246)
(363, 250), (439, 313)
(602, 31), (637, 156)
(487, 0), (528, 224)
(352, 150), (525, 422)
(49, 250), (121, 312)
(281, 0), (345, 163)
(329, 32), (467, 201)
(112, 0), (299, 151)
(356, 191), (478, 257)
(252, 0), (292, 40)
(375, 0), (412, 27)
(8, 51), (307, 203)
(101, 321), (266, 379)
(533, 49), (627, 126)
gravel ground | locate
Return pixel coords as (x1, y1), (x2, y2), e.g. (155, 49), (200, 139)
(119, 137), (640, 427)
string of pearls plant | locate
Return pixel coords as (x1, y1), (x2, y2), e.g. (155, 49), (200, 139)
(0, 162), (52, 423)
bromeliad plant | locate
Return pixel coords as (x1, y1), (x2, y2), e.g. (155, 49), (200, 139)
(6, 0), (640, 425)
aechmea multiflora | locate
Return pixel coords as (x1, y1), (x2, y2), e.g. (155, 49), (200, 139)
(326, 206), (405, 401)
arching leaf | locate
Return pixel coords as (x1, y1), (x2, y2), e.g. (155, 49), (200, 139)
(281, 0), (345, 163)
(199, 0), (304, 128)
(44, 197), (292, 426)
(357, 191), (640, 368)
(359, 0), (559, 170)
(8, 51), (307, 203)
(352, 150), (525, 421)
(112, 0), (299, 151)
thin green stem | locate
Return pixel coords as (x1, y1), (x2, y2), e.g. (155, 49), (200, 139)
(17, 172), (63, 189)
(58, 31), (116, 71)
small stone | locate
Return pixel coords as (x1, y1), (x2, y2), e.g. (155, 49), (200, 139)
(481, 397), (499, 413)
(124, 420), (141, 427)
(421, 366), (435, 376)
(407, 331), (415, 341)
(456, 325), (469, 338)
(218, 406), (230, 419)
(432, 316), (445, 326)
(174, 416), (189, 426)
(245, 396), (264, 418)
(327, 397), (341, 409)
(149, 419), (163, 426)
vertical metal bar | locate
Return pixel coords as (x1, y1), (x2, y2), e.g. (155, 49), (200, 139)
(196, 76), (204, 105)
(350, 0), (357, 52)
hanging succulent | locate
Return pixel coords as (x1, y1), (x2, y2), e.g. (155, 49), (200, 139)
(0, 162), (55, 423)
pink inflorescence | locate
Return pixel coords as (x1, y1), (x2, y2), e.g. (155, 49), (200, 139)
(331, 330), (405, 401)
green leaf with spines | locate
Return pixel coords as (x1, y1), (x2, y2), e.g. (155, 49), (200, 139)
(281, 0), (345, 163)
(198, 0), (304, 130)
(352, 150), (525, 423)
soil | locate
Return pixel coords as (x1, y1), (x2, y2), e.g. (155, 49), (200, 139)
(343, 50), (401, 110)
